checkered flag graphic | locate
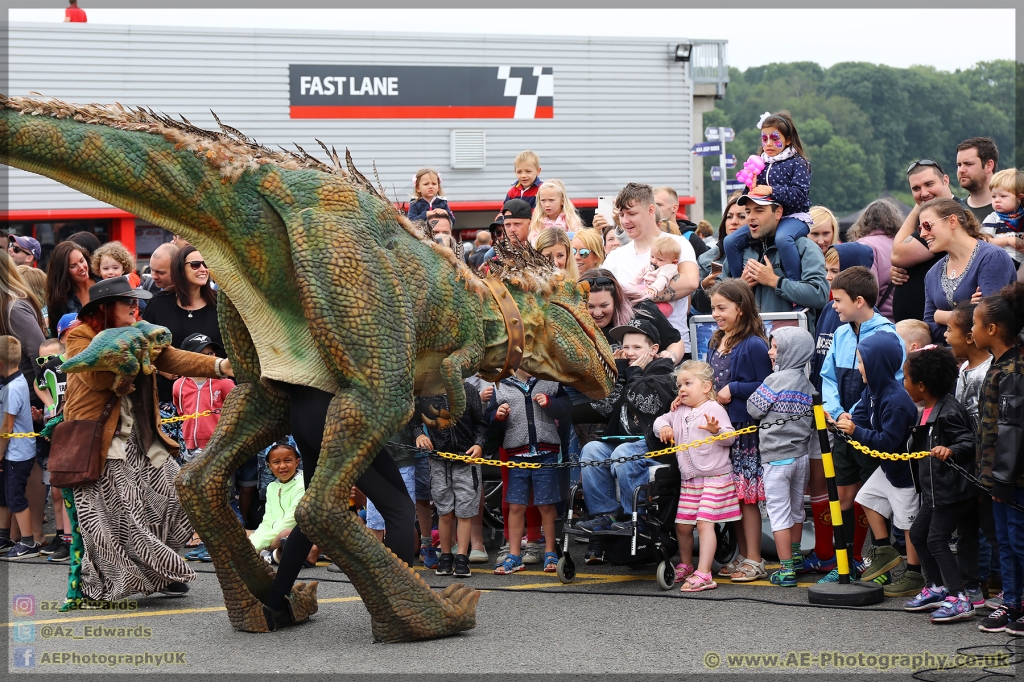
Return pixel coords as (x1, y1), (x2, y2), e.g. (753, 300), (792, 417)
(497, 66), (554, 119)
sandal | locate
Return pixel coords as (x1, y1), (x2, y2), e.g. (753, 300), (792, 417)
(680, 571), (717, 592)
(730, 558), (767, 582)
(494, 554), (524, 575)
(185, 533), (202, 548)
(674, 563), (695, 581)
(543, 552), (558, 573)
(718, 554), (746, 578)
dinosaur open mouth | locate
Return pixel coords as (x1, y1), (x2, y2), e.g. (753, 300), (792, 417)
(551, 302), (616, 385)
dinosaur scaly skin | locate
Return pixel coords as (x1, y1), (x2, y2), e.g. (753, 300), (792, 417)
(0, 96), (616, 642)
(60, 322), (173, 395)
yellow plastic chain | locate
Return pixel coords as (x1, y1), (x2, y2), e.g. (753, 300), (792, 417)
(158, 409), (215, 425)
(431, 424), (759, 469)
(0, 410), (216, 438)
(843, 438), (931, 461)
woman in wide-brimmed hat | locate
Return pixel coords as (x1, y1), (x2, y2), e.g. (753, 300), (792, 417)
(61, 276), (233, 606)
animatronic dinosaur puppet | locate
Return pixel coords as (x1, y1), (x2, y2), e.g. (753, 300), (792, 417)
(0, 95), (617, 642)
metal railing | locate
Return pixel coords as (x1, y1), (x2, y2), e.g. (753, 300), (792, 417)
(690, 40), (729, 97)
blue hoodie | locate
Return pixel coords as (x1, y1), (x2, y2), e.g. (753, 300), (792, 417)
(850, 333), (918, 488)
(811, 243), (874, 393)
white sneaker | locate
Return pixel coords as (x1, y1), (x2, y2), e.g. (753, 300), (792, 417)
(260, 550), (273, 565)
(494, 543), (511, 568)
(522, 542), (542, 564)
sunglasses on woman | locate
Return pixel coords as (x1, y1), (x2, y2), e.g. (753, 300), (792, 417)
(185, 260), (208, 271)
(582, 276), (615, 288)
(576, 248), (592, 258)
(918, 216), (953, 233)
(114, 296), (140, 307)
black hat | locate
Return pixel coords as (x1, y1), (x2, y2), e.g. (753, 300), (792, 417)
(608, 317), (661, 347)
(501, 199), (533, 220)
(181, 332), (224, 356)
(489, 214), (505, 231)
(78, 275), (152, 315)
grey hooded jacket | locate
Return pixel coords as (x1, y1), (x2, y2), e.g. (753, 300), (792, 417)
(746, 326), (816, 463)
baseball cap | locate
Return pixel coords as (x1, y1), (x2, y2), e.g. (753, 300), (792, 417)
(8, 234), (41, 262)
(56, 313), (78, 338)
(738, 194), (781, 208)
(501, 199), (533, 220)
(181, 332), (225, 356)
(608, 317), (661, 347)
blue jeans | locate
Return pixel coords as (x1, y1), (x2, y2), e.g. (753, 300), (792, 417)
(724, 217), (810, 282)
(991, 488), (1024, 610)
(579, 439), (656, 516)
(506, 451), (563, 506)
(367, 465), (416, 531)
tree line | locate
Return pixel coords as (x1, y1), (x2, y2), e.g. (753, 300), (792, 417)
(701, 60), (1018, 216)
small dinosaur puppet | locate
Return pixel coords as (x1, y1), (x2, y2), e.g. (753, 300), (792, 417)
(60, 321), (173, 395)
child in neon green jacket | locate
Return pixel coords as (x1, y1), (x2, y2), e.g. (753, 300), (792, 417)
(247, 442), (319, 565)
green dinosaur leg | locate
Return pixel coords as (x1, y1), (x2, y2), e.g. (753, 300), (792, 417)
(177, 383), (289, 631)
(176, 295), (290, 632)
(297, 392), (479, 643)
(285, 215), (478, 641)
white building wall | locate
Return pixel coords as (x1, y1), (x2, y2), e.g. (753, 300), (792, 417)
(6, 22), (698, 210)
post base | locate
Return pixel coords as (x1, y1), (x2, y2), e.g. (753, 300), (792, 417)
(807, 581), (885, 607)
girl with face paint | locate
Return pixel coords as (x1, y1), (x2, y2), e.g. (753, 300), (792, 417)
(722, 111), (814, 286)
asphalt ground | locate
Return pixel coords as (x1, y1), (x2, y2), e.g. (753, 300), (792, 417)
(5, 544), (1023, 680)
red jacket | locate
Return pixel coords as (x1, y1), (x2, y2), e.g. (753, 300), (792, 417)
(504, 178), (542, 208)
(172, 376), (235, 450)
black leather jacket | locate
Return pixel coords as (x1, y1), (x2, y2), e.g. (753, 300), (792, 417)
(978, 347), (1024, 500)
(907, 393), (976, 506)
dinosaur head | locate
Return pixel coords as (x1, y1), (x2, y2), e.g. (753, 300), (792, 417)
(484, 237), (616, 399)
(516, 276), (617, 399)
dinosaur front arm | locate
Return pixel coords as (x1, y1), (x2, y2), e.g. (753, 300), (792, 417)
(422, 346), (482, 430)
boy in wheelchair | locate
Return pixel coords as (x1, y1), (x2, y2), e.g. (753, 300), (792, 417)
(576, 318), (678, 563)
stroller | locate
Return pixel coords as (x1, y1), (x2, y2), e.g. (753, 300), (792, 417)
(557, 446), (682, 590)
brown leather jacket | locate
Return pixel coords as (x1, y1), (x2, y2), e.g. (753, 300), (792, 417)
(62, 323), (218, 465)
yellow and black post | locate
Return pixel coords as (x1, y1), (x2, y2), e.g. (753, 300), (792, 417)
(807, 393), (883, 606)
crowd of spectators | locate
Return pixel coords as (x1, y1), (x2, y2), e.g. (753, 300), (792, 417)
(3, 120), (1024, 635)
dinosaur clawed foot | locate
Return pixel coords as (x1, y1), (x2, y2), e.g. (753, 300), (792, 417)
(232, 594), (272, 633)
(421, 406), (454, 430)
(286, 581), (319, 623)
(369, 582), (480, 643)
(232, 582), (319, 633)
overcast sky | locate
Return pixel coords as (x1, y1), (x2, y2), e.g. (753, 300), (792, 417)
(10, 8), (1016, 72)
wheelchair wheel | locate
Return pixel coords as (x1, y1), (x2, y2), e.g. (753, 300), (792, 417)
(712, 522), (739, 571)
(656, 560), (675, 591)
(556, 556), (575, 584)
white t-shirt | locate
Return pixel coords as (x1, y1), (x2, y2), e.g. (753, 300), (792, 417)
(602, 233), (697, 352)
